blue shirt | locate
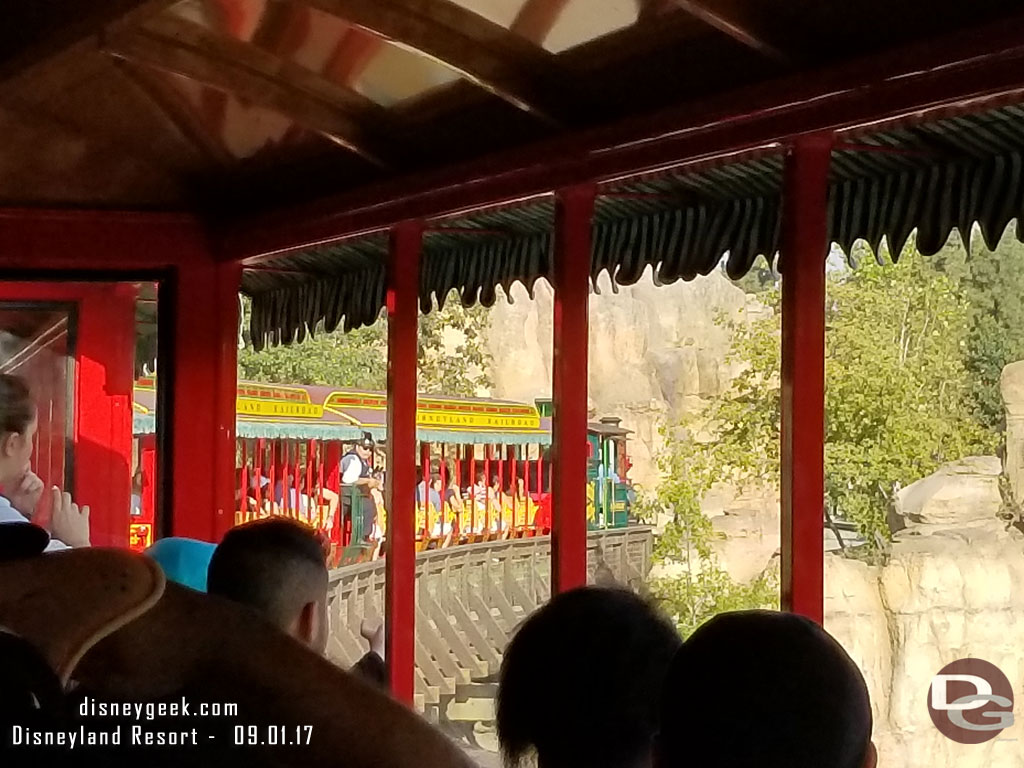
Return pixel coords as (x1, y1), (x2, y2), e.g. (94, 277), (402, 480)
(415, 483), (442, 511)
(145, 537), (216, 592)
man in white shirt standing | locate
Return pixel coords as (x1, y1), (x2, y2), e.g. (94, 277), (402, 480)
(340, 433), (379, 542)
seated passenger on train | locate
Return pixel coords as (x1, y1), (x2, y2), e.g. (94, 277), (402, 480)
(207, 517), (330, 653)
(416, 472), (443, 514)
(657, 610), (876, 768)
(271, 470), (340, 529)
(466, 469), (491, 535)
(0, 373), (89, 550)
(497, 586), (681, 768)
(489, 474), (511, 537)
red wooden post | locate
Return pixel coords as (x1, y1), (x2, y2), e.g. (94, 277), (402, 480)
(551, 184), (595, 593)
(239, 439), (247, 524)
(293, 439), (302, 520)
(456, 449), (464, 536)
(485, 444), (493, 533)
(439, 443), (447, 537)
(325, 442), (342, 545)
(169, 262), (240, 542)
(469, 446), (477, 532)
(306, 439), (315, 524)
(254, 438), (265, 513)
(508, 445), (518, 529)
(420, 441), (431, 537)
(141, 434), (157, 532)
(779, 135), (832, 624)
(497, 447), (505, 534)
(269, 442), (277, 517)
(281, 442), (290, 516)
(316, 440), (325, 529)
(384, 219), (422, 704)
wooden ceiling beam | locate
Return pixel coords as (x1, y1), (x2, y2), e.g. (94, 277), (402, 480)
(324, 28), (384, 89)
(103, 14), (392, 167)
(113, 59), (235, 168)
(305, 0), (566, 124)
(510, 0), (572, 46)
(666, 0), (793, 64)
(220, 11), (1024, 263)
(0, 0), (180, 95)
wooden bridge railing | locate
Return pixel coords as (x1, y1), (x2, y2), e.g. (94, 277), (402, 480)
(326, 526), (654, 714)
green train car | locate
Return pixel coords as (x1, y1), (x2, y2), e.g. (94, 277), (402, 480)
(535, 400), (635, 530)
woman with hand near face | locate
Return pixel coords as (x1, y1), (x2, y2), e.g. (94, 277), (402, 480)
(0, 374), (90, 550)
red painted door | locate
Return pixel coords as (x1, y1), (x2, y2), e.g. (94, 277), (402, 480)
(0, 282), (137, 547)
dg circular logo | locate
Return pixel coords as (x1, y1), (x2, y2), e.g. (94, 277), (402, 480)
(928, 658), (1014, 744)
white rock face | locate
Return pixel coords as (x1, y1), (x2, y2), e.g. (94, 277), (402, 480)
(485, 272), (1024, 767)
(895, 456), (1003, 529)
(827, 523), (1024, 768)
(486, 269), (765, 490)
(703, 482), (780, 584)
(1001, 360), (1024, 505)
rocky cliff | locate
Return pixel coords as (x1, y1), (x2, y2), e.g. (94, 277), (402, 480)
(486, 272), (1024, 767)
(486, 269), (769, 490)
(827, 455), (1024, 767)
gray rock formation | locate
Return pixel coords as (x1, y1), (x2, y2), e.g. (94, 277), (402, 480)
(827, 514), (1024, 767)
(1001, 360), (1024, 505)
(487, 269), (767, 490)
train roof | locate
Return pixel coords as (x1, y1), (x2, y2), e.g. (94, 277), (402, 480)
(132, 376), (552, 445)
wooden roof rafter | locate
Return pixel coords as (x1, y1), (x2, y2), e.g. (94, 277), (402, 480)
(102, 12), (394, 167)
(0, 0), (182, 97)
(664, 0), (795, 64)
(305, 0), (572, 125)
(113, 58), (235, 168)
(509, 0), (573, 46)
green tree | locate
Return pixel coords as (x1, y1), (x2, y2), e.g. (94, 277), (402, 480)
(237, 293), (493, 395)
(238, 321), (388, 389)
(639, 425), (778, 639)
(661, 241), (992, 552)
(931, 228), (1024, 434)
(417, 298), (493, 396)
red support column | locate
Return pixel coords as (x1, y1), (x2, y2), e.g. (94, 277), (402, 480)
(384, 219), (422, 704)
(168, 261), (240, 542)
(551, 184), (596, 593)
(779, 135), (832, 624)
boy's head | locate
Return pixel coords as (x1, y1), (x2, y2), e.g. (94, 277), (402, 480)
(497, 586), (681, 768)
(207, 519), (329, 653)
(658, 610), (875, 768)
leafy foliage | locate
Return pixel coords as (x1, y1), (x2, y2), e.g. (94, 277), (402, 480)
(238, 320), (388, 389)
(655, 242), (992, 562)
(647, 239), (997, 634)
(417, 298), (493, 396)
(237, 294), (493, 395)
(639, 423), (778, 640)
(930, 229), (1024, 435)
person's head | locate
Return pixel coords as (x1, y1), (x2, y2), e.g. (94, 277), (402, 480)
(430, 473), (442, 492)
(657, 610), (875, 768)
(354, 433), (374, 461)
(207, 518), (330, 653)
(497, 586), (681, 768)
(475, 469), (486, 485)
(0, 374), (36, 487)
